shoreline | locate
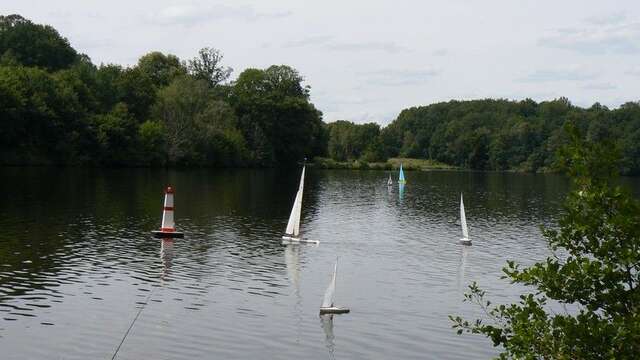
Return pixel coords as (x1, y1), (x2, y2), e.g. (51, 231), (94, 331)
(0, 159), (560, 174)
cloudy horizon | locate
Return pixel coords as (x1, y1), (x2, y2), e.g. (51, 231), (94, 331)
(4, 0), (640, 125)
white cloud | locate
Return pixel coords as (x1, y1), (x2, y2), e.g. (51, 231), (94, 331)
(149, 4), (291, 26)
(518, 66), (599, 83)
(539, 15), (640, 54)
(282, 36), (332, 48)
(327, 41), (408, 54)
(583, 82), (617, 90)
(625, 66), (640, 76)
(432, 48), (448, 56)
(360, 68), (440, 86)
(6, 0), (640, 125)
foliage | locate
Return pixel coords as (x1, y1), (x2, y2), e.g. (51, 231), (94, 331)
(151, 76), (248, 166)
(359, 98), (640, 175)
(0, 15), (324, 168)
(137, 51), (187, 88)
(138, 120), (167, 165)
(188, 47), (232, 88)
(3, 15), (640, 172)
(93, 103), (138, 165)
(326, 120), (381, 161)
(0, 64), (86, 164)
(450, 126), (640, 359)
(0, 14), (78, 71)
(230, 65), (325, 166)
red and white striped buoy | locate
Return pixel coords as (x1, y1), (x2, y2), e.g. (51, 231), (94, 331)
(152, 186), (184, 238)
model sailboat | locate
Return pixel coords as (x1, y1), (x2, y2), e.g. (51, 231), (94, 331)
(459, 193), (472, 245)
(398, 164), (406, 184)
(282, 166), (319, 244)
(319, 259), (350, 315)
(387, 173), (393, 186)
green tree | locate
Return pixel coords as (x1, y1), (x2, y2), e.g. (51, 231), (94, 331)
(93, 103), (138, 165)
(151, 75), (248, 165)
(115, 67), (156, 121)
(188, 47), (232, 88)
(326, 120), (381, 161)
(0, 14), (78, 71)
(194, 100), (248, 166)
(451, 126), (640, 358)
(0, 65), (85, 164)
(94, 64), (124, 112)
(138, 120), (167, 166)
(137, 51), (186, 88)
(230, 65), (324, 165)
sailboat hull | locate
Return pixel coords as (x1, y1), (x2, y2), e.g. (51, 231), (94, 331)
(282, 236), (319, 245)
(152, 230), (184, 238)
(459, 238), (472, 246)
(320, 307), (350, 315)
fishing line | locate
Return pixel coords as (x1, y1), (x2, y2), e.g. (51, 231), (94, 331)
(111, 286), (155, 360)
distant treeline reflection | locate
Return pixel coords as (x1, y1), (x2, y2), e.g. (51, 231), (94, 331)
(2, 15), (639, 175)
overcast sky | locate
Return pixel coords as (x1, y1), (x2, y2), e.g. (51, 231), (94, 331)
(4, 0), (640, 124)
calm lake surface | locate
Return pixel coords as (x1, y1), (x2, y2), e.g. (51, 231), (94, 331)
(1, 168), (638, 359)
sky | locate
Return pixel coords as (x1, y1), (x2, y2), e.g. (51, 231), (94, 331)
(4, 0), (640, 125)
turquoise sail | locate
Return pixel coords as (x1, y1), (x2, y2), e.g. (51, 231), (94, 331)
(398, 164), (406, 184)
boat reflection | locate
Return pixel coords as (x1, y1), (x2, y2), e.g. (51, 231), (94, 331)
(457, 246), (469, 294)
(398, 183), (405, 201)
(284, 244), (301, 292)
(284, 244), (304, 342)
(320, 314), (336, 359)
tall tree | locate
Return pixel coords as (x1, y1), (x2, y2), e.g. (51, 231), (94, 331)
(230, 65), (324, 166)
(326, 120), (381, 161)
(0, 14), (78, 71)
(137, 51), (186, 88)
(188, 47), (232, 88)
(151, 75), (247, 165)
(115, 67), (156, 121)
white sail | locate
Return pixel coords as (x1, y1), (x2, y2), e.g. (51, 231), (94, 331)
(460, 193), (469, 240)
(285, 167), (305, 237)
(321, 260), (337, 308)
(387, 174), (393, 186)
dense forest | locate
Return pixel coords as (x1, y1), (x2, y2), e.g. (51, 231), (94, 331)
(332, 99), (640, 175)
(0, 14), (325, 167)
(2, 15), (640, 174)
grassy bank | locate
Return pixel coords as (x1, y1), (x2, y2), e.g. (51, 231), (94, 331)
(311, 157), (457, 171)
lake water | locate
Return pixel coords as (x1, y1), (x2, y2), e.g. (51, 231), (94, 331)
(1, 168), (636, 359)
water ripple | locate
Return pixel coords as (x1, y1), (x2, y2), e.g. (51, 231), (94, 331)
(0, 168), (608, 359)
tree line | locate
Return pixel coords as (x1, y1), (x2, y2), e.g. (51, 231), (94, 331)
(328, 98), (640, 175)
(3, 14), (640, 175)
(0, 14), (325, 167)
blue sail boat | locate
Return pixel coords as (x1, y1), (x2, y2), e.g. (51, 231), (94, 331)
(398, 163), (406, 185)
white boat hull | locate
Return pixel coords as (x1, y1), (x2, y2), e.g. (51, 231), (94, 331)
(320, 307), (350, 315)
(459, 238), (472, 246)
(282, 236), (319, 245)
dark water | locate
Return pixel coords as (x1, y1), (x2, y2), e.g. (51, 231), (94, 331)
(0, 168), (636, 359)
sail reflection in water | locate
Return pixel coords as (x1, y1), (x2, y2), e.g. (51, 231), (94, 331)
(0, 167), (588, 359)
(320, 314), (336, 359)
(457, 246), (469, 294)
(284, 244), (301, 292)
